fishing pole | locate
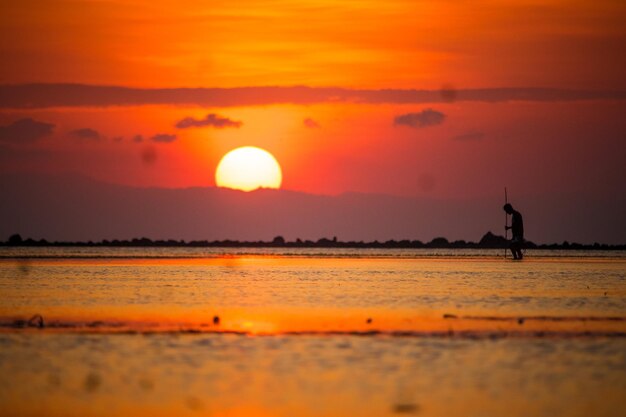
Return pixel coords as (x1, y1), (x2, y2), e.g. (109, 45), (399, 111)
(504, 187), (508, 259)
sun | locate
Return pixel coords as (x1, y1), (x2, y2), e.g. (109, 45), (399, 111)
(215, 146), (282, 192)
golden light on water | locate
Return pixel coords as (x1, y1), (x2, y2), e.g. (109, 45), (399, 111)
(1, 255), (625, 417)
(215, 146), (282, 192)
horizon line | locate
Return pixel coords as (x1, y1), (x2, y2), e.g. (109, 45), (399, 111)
(3, 233), (625, 249)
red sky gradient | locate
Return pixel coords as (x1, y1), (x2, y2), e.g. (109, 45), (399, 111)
(1, 0), (625, 242)
(1, 99), (624, 200)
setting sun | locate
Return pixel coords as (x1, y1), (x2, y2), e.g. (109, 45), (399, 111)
(215, 146), (282, 192)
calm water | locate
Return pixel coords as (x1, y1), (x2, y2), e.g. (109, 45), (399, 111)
(0, 248), (624, 416)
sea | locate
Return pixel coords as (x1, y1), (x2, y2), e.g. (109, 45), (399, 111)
(0, 247), (624, 417)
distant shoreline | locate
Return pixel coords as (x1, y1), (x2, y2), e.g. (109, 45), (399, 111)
(2, 232), (625, 250)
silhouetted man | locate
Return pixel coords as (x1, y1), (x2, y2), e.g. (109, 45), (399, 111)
(503, 203), (524, 260)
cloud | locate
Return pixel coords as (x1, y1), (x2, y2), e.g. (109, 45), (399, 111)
(303, 118), (320, 128)
(151, 133), (176, 143)
(141, 146), (157, 165)
(133, 135), (144, 143)
(1, 84), (624, 108)
(175, 113), (242, 129)
(394, 109), (445, 128)
(439, 84), (457, 103)
(0, 118), (54, 143)
(69, 127), (101, 141)
(453, 131), (485, 141)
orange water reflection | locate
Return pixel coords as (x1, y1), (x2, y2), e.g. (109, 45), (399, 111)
(1, 255), (625, 417)
(1, 255), (624, 335)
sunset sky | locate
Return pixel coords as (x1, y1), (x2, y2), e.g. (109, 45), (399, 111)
(1, 0), (625, 242)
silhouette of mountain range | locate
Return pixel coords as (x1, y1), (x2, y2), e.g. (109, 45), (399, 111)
(0, 173), (624, 245)
(3, 231), (624, 250)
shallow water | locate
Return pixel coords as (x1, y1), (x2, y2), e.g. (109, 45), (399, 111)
(0, 248), (624, 416)
(1, 334), (625, 417)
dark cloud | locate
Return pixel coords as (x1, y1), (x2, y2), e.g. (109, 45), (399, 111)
(151, 133), (176, 143)
(0, 118), (54, 143)
(303, 118), (321, 129)
(69, 128), (101, 141)
(175, 113), (242, 129)
(112, 136), (123, 143)
(141, 146), (157, 165)
(1, 84), (624, 108)
(394, 109), (446, 128)
(453, 131), (485, 141)
(439, 84), (457, 103)
(133, 135), (144, 143)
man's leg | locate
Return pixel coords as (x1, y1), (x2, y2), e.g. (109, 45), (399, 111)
(510, 240), (522, 260)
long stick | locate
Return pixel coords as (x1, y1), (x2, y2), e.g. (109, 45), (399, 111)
(504, 187), (508, 258)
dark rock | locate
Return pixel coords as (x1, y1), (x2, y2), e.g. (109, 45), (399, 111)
(28, 314), (44, 328)
(272, 236), (285, 246)
(393, 403), (420, 414)
(478, 231), (507, 248)
(8, 234), (23, 245)
(427, 237), (450, 248)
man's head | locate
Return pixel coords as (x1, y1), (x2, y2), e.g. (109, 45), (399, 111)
(503, 203), (513, 214)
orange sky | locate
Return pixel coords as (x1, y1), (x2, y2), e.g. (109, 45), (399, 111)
(2, 0), (625, 89)
(0, 0), (625, 202)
